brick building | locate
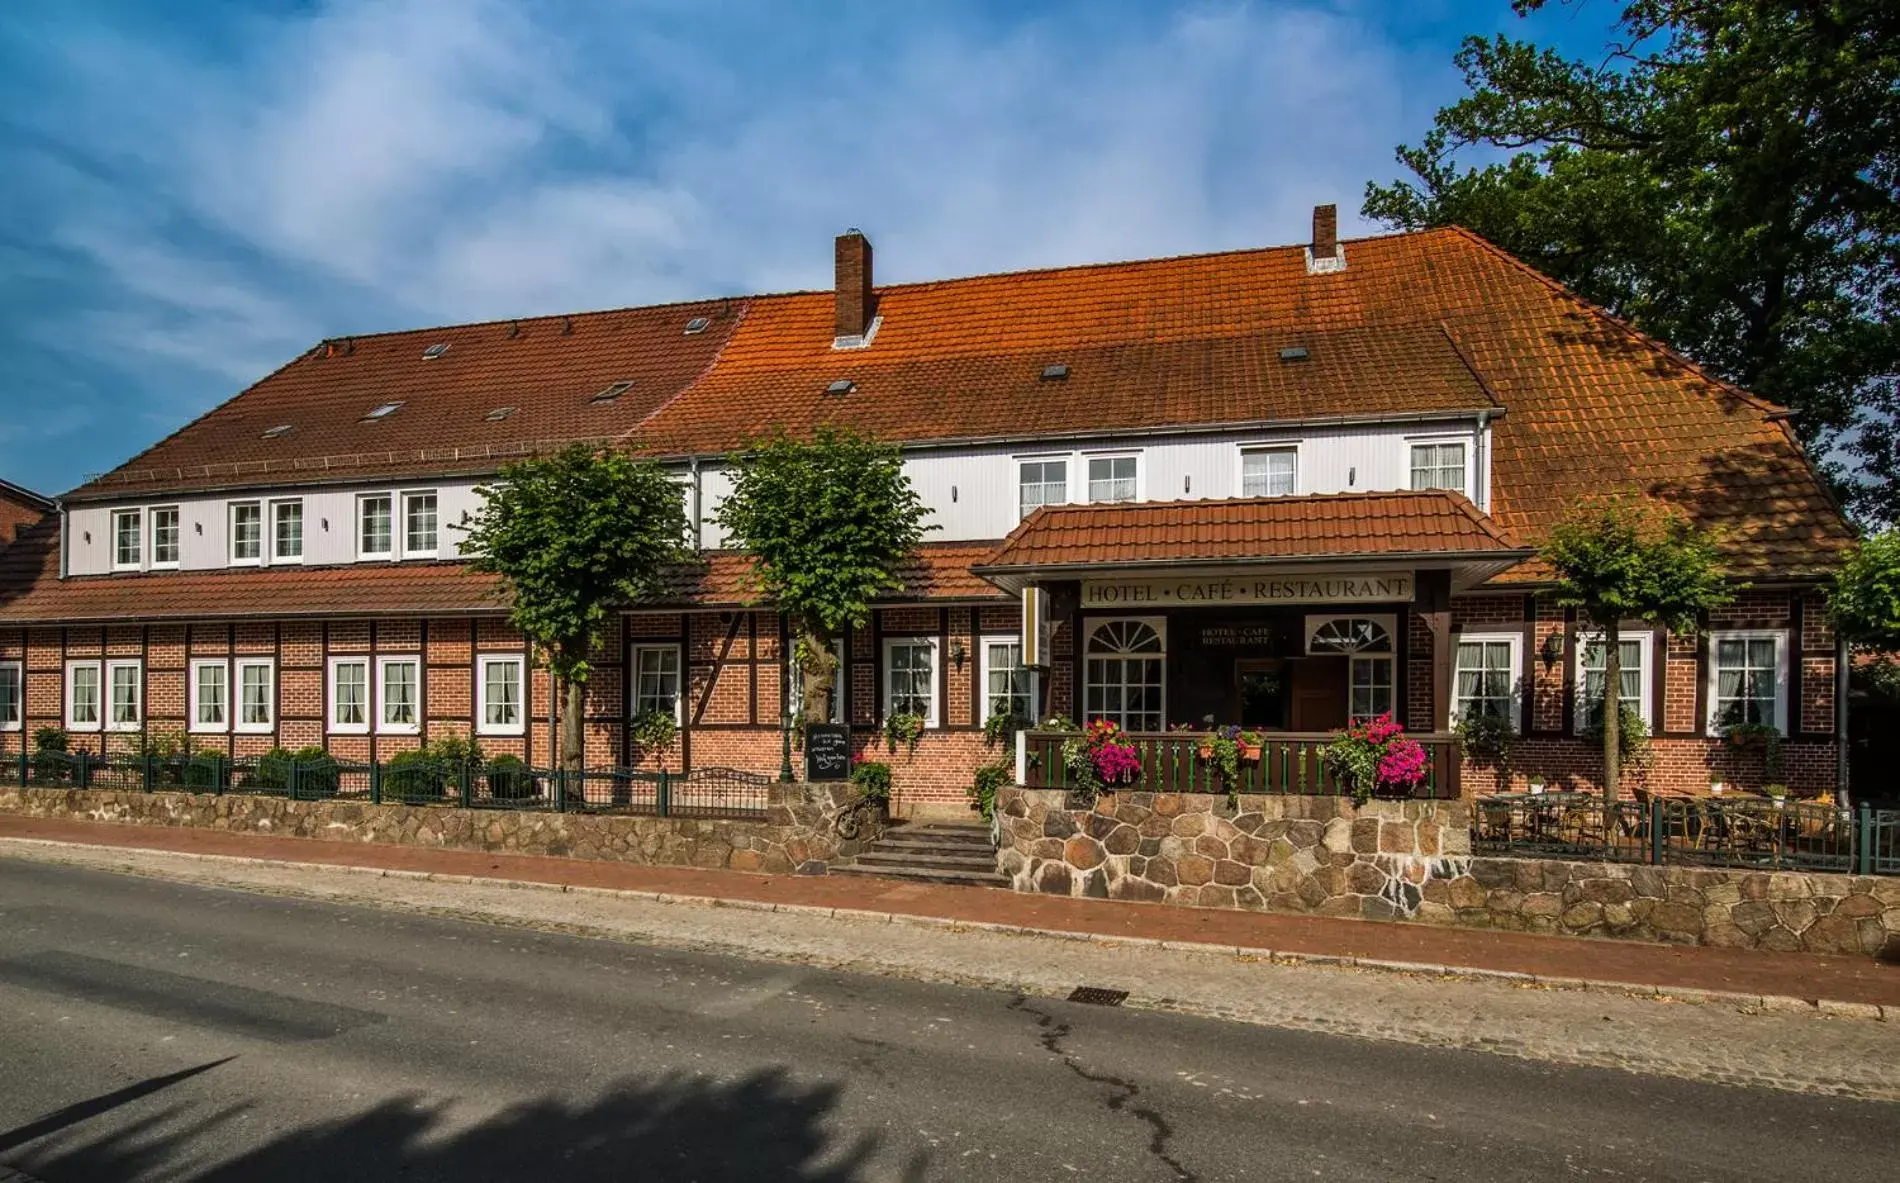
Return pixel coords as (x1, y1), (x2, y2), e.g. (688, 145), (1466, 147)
(0, 208), (1855, 814)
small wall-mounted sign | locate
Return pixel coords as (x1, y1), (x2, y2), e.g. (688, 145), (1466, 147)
(1199, 625), (1277, 647)
(804, 724), (852, 782)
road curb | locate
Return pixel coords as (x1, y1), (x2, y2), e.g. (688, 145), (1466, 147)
(0, 835), (1887, 1023)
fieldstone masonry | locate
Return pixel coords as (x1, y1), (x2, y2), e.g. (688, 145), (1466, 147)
(998, 788), (1900, 958)
(0, 783), (873, 876)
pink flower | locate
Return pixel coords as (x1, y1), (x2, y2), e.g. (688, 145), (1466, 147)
(1377, 737), (1428, 786)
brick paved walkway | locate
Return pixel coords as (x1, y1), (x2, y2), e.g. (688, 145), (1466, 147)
(3, 814), (1894, 1008)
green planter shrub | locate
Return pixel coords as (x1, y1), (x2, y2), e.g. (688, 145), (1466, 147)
(486, 754), (537, 801)
(291, 746), (340, 799)
(383, 749), (445, 802)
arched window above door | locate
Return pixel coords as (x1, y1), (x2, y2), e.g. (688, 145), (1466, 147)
(1305, 615), (1395, 656)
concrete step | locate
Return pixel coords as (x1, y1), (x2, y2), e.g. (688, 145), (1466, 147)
(866, 840), (995, 860)
(829, 862), (1007, 887)
(852, 849), (999, 871)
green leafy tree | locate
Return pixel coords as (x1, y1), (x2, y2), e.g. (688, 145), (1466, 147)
(461, 446), (689, 773)
(1829, 530), (1900, 648)
(1541, 497), (1731, 800)
(715, 428), (932, 725)
(1365, 0), (1900, 518)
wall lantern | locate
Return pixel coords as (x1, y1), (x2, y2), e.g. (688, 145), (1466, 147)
(1540, 632), (1566, 669)
(950, 640), (966, 669)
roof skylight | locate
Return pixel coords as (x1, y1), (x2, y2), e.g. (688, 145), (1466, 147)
(363, 401), (405, 421)
(423, 343), (449, 359)
(591, 381), (633, 404)
(485, 406), (516, 421)
(261, 424), (292, 439)
(825, 379), (855, 396)
(683, 316), (711, 335)
(1279, 346), (1310, 363)
(1040, 363), (1070, 381)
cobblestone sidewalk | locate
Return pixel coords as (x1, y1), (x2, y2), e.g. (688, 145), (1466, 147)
(5, 836), (1899, 1102)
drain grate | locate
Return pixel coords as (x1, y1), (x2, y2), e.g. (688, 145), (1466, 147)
(1067, 986), (1129, 1007)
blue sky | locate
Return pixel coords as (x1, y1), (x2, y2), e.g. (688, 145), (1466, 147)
(0, 0), (1618, 497)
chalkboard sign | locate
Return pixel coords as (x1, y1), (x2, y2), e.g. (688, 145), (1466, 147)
(804, 724), (852, 782)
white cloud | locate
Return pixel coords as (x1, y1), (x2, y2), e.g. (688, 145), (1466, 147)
(14, 0), (1425, 400)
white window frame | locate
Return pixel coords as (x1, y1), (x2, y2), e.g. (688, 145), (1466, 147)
(1706, 629), (1790, 734)
(271, 498), (304, 564)
(1083, 452), (1141, 504)
(1407, 436), (1470, 498)
(476, 654), (526, 736)
(1451, 632), (1521, 732)
(189, 658), (230, 734)
(401, 490), (440, 559)
(230, 501), (263, 565)
(111, 508), (143, 572)
(632, 644), (684, 723)
(149, 505), (181, 569)
(327, 657), (371, 735)
(789, 637), (847, 725)
(377, 655), (422, 735)
(358, 493), (394, 560)
(980, 634), (1037, 724)
(105, 658), (142, 732)
(1082, 616), (1168, 732)
(1573, 629), (1655, 733)
(66, 660), (102, 731)
(234, 657), (276, 734)
(1349, 656), (1395, 723)
(882, 637), (941, 728)
(1238, 444), (1300, 498)
(0, 660), (21, 731)
(1016, 455), (1071, 520)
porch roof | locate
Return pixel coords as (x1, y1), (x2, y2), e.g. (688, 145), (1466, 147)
(970, 491), (1532, 591)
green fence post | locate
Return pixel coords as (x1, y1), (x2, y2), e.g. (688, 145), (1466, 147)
(459, 762), (472, 808)
(369, 760), (382, 806)
(658, 770), (671, 818)
(76, 751), (91, 789)
(1648, 797), (1665, 865)
(140, 756), (152, 793)
(554, 769), (567, 813)
(1858, 802), (1874, 876)
(16, 750), (26, 787)
(288, 759), (300, 802)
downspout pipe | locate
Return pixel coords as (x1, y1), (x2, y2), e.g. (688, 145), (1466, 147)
(689, 456), (703, 552)
(1837, 634), (1851, 808)
(1474, 410), (1491, 512)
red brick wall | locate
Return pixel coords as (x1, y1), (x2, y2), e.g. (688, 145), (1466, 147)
(0, 490), (45, 549)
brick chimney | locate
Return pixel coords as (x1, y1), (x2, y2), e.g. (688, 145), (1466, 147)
(834, 229), (875, 342)
(1306, 204), (1345, 274)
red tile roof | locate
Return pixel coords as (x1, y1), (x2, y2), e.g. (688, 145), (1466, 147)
(69, 300), (744, 499)
(974, 492), (1526, 575)
(0, 522), (999, 625)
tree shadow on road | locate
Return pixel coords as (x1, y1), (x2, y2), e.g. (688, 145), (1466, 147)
(11, 1065), (896, 1182)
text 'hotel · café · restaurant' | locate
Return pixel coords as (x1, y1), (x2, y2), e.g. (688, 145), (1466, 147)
(0, 206), (1854, 814)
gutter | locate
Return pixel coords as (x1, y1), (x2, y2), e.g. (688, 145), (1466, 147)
(971, 548), (1536, 579)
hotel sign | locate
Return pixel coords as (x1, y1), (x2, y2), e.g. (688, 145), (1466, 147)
(1081, 571), (1415, 608)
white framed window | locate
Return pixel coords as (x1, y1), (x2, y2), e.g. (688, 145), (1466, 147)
(66, 661), (101, 731)
(402, 491), (439, 558)
(271, 499), (303, 562)
(477, 654), (525, 735)
(189, 659), (229, 733)
(106, 659), (142, 731)
(1452, 633), (1520, 729)
(1240, 446), (1298, 498)
(378, 656), (421, 734)
(1409, 440), (1468, 495)
(1084, 618), (1165, 732)
(112, 508), (143, 571)
(883, 637), (940, 727)
(1085, 454), (1139, 503)
(1708, 630), (1788, 733)
(1350, 657), (1394, 722)
(358, 494), (393, 559)
(633, 644), (683, 722)
(0, 661), (21, 731)
(150, 506), (181, 568)
(328, 657), (370, 734)
(1017, 457), (1069, 519)
(1575, 631), (1654, 732)
(981, 636), (1036, 723)
(790, 637), (847, 725)
(236, 658), (275, 733)
(230, 501), (263, 564)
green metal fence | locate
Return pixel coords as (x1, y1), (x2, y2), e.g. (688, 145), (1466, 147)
(9, 751), (769, 820)
(1473, 794), (1900, 876)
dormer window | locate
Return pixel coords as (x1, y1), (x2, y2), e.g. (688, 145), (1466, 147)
(111, 508), (142, 571)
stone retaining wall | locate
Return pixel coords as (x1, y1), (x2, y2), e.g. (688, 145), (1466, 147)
(997, 788), (1900, 958)
(0, 783), (871, 875)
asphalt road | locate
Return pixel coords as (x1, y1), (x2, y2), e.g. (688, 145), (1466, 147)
(0, 859), (1895, 1182)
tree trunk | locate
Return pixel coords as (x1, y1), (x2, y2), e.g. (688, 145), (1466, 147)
(562, 677), (586, 775)
(1602, 618), (1622, 806)
(798, 620), (838, 726)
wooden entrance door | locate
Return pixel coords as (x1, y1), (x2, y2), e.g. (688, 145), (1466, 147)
(1234, 660), (1288, 729)
(1289, 657), (1349, 731)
